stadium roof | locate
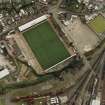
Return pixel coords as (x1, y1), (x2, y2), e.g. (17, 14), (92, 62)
(19, 14), (49, 31)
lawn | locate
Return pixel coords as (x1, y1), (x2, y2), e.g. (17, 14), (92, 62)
(23, 21), (70, 69)
(0, 98), (5, 105)
(88, 15), (105, 33)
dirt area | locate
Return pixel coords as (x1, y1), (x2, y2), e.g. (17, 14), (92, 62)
(64, 17), (100, 54)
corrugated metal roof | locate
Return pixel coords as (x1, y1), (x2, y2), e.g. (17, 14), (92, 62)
(0, 68), (9, 79)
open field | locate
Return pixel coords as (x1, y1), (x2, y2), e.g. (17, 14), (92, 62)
(23, 21), (70, 69)
(88, 15), (105, 33)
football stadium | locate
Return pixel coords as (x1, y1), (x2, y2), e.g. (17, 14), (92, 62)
(18, 15), (71, 71)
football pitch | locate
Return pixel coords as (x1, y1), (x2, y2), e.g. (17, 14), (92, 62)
(88, 15), (105, 33)
(23, 21), (70, 69)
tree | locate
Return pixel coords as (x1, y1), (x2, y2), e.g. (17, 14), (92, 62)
(65, 0), (79, 5)
(0, 24), (3, 33)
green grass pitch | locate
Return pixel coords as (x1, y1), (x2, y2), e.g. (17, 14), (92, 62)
(88, 15), (105, 33)
(23, 21), (70, 69)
